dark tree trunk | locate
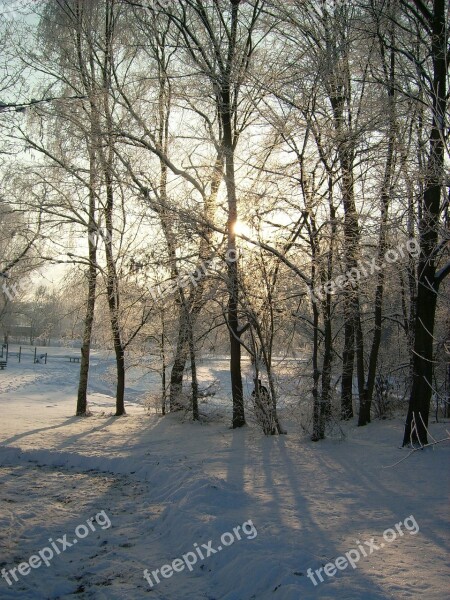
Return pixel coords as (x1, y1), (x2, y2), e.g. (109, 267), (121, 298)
(341, 302), (355, 420)
(169, 313), (189, 411)
(228, 256), (245, 428)
(221, 6), (245, 428)
(403, 0), (447, 446)
(188, 323), (199, 421)
(311, 300), (323, 441)
(321, 301), (333, 424)
(114, 342), (126, 416)
(77, 265), (96, 415)
(104, 178), (126, 417)
(161, 327), (167, 415)
(77, 152), (97, 416)
(320, 183), (336, 424)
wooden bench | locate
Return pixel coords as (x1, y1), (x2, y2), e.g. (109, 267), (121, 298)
(0, 360), (7, 370)
(68, 356), (81, 363)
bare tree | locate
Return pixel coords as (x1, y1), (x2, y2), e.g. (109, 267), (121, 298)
(400, 0), (449, 445)
(161, 0), (266, 427)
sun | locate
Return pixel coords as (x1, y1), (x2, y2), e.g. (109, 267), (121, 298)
(233, 220), (252, 237)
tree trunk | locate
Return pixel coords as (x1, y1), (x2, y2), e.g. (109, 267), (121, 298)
(403, 0), (446, 446)
(161, 326), (167, 415)
(102, 0), (126, 417)
(169, 316), (189, 411)
(328, 73), (361, 421)
(311, 299), (323, 440)
(104, 159), (125, 402)
(228, 255), (245, 428)
(76, 144), (97, 416)
(221, 11), (245, 427)
(104, 169), (126, 416)
(188, 321), (199, 421)
(113, 341), (126, 416)
(320, 300), (333, 425)
(341, 302), (355, 420)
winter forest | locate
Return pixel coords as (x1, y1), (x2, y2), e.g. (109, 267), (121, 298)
(0, 1), (449, 599)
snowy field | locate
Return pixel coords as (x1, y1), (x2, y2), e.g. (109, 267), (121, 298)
(0, 346), (449, 599)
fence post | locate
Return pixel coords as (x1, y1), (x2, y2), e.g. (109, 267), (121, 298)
(19, 346), (21, 363)
(34, 347), (37, 364)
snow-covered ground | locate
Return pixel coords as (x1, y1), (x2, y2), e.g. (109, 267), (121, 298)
(0, 347), (449, 599)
